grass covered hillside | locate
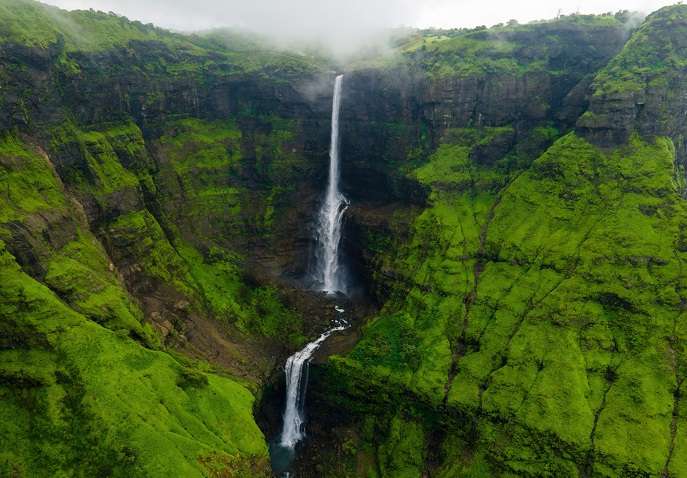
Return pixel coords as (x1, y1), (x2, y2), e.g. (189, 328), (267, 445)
(0, 0), (323, 72)
(578, 5), (687, 152)
(2, 0), (687, 477)
(319, 129), (687, 476)
(308, 5), (687, 478)
(0, 0), (327, 475)
(0, 135), (269, 476)
(399, 12), (633, 78)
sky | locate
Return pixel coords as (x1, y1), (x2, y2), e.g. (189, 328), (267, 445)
(42, 0), (678, 55)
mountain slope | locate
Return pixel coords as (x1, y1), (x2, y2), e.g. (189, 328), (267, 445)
(0, 136), (269, 476)
(1, 1), (686, 477)
(308, 6), (687, 477)
(0, 1), (329, 475)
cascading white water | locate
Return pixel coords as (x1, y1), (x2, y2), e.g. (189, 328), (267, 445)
(279, 321), (348, 449)
(315, 74), (348, 295)
(272, 75), (350, 477)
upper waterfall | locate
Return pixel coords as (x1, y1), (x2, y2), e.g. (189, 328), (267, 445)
(315, 74), (348, 295)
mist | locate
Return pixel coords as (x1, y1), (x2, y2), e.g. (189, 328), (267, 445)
(40, 0), (420, 58)
(42, 0), (678, 59)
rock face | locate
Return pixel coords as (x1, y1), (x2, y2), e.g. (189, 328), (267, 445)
(298, 8), (687, 478)
(0, 2), (335, 476)
(578, 5), (687, 168)
(2, 2), (687, 477)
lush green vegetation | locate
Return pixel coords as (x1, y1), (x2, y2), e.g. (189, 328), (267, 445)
(308, 8), (687, 474)
(151, 117), (307, 342)
(50, 123), (140, 199)
(591, 5), (687, 95)
(0, 0), (179, 51)
(154, 119), (243, 238)
(2, 0), (687, 476)
(0, 0), (326, 83)
(44, 118), (306, 346)
(395, 12), (630, 77)
(177, 244), (305, 344)
(0, 86), (307, 475)
(324, 128), (687, 476)
(153, 116), (312, 240)
(0, 242), (269, 477)
(0, 133), (157, 345)
(0, 135), (270, 476)
(0, 134), (66, 222)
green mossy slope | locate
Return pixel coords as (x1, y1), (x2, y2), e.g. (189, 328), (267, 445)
(399, 13), (629, 78)
(3, 1), (687, 476)
(0, 133), (151, 340)
(0, 134), (270, 476)
(589, 5), (687, 96)
(321, 130), (687, 476)
(0, 241), (268, 477)
(310, 8), (687, 476)
(152, 116), (316, 245)
(44, 119), (303, 346)
(578, 5), (687, 158)
(150, 117), (307, 343)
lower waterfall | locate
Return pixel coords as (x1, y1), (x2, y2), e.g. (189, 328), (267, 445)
(271, 314), (348, 476)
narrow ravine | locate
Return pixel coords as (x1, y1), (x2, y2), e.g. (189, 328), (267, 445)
(270, 74), (350, 477)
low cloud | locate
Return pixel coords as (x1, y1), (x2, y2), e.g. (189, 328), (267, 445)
(43, 0), (677, 58)
(43, 0), (419, 58)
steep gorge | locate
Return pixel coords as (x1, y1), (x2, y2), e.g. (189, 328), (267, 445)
(2, 1), (687, 477)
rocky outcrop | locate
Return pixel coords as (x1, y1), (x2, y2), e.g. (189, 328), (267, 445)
(578, 5), (687, 168)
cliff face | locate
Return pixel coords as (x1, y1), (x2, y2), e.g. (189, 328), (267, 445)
(0, 2), (337, 476)
(578, 6), (687, 168)
(338, 16), (631, 303)
(0, 134), (271, 477)
(1, 1), (687, 477)
(304, 7), (687, 478)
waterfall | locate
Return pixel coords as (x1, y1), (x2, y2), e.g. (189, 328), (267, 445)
(279, 321), (347, 450)
(272, 75), (350, 477)
(315, 74), (348, 295)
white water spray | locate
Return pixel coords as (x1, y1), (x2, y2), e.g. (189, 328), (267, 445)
(279, 321), (347, 449)
(315, 74), (348, 295)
